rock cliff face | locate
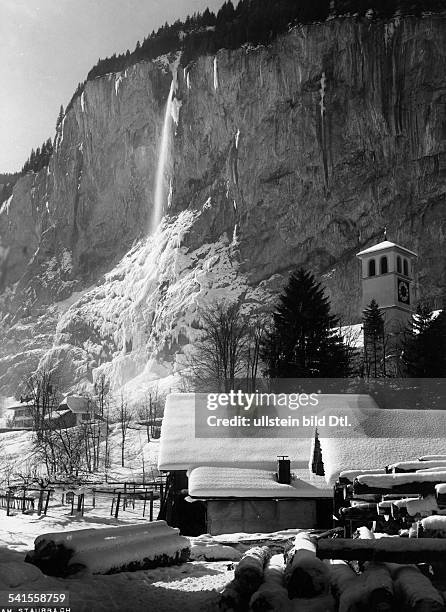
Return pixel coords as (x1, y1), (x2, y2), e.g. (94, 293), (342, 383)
(0, 15), (444, 399)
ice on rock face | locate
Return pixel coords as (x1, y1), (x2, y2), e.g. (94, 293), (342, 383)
(55, 209), (259, 400)
(167, 179), (173, 209)
(235, 129), (240, 149)
(80, 91), (85, 112)
(170, 96), (182, 126)
(186, 71), (191, 90)
(213, 56), (218, 90)
(114, 73), (123, 96)
(232, 224), (239, 246)
(319, 71), (326, 117)
(0, 194), (13, 216)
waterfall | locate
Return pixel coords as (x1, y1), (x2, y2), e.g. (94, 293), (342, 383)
(151, 79), (175, 233)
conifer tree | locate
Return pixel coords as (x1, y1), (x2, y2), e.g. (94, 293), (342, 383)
(403, 305), (446, 376)
(262, 268), (351, 378)
(363, 299), (387, 377)
(56, 105), (64, 130)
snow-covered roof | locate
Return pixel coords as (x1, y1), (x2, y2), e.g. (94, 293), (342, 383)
(356, 240), (418, 257)
(319, 408), (446, 486)
(158, 393), (377, 471)
(58, 394), (91, 414)
(188, 466), (332, 499)
(4, 397), (34, 411)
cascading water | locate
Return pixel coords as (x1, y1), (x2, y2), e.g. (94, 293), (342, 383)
(151, 79), (175, 233)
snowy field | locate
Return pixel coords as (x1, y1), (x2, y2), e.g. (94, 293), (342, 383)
(0, 497), (240, 611)
(0, 426), (300, 610)
(0, 491), (305, 611)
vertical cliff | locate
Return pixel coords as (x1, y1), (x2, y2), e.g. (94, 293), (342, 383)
(0, 15), (444, 399)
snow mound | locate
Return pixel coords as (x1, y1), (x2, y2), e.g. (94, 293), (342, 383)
(30, 521), (190, 576)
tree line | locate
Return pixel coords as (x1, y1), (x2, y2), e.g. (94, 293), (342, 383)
(83, 0), (444, 83)
(187, 267), (446, 392)
(21, 139), (53, 174)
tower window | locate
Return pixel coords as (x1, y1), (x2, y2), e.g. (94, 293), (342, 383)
(397, 256), (402, 273)
(380, 256), (388, 274)
(368, 259), (376, 277)
(403, 259), (409, 276)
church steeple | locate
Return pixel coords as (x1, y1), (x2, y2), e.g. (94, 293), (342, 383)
(356, 238), (418, 331)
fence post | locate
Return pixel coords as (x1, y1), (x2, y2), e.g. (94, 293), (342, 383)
(143, 490), (147, 518)
(6, 490), (11, 516)
(70, 494), (74, 516)
(92, 489), (96, 508)
(22, 488), (26, 514)
(150, 490), (153, 522)
(115, 492), (121, 519)
(44, 490), (50, 515)
(38, 490), (44, 515)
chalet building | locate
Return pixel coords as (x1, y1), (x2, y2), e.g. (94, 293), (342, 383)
(49, 394), (102, 429)
(159, 394), (446, 536)
(158, 393), (380, 536)
(6, 397), (34, 429)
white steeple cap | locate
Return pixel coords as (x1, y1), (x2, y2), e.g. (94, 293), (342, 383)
(357, 240), (418, 258)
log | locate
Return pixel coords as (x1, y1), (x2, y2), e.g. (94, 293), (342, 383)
(26, 521), (190, 576)
(285, 533), (329, 599)
(329, 561), (393, 612)
(340, 504), (378, 521)
(388, 565), (445, 612)
(288, 593), (336, 611)
(249, 554), (289, 612)
(218, 580), (247, 612)
(360, 563), (394, 612)
(317, 538), (446, 564)
(328, 560), (358, 604)
(234, 546), (271, 596)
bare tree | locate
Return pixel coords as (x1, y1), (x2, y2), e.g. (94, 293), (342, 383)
(137, 386), (162, 443)
(188, 301), (251, 391)
(245, 314), (268, 392)
(117, 395), (131, 468)
(23, 369), (59, 442)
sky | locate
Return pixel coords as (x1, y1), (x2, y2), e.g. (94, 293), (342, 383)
(0, 0), (226, 173)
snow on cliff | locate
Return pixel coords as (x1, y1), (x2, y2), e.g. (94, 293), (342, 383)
(51, 208), (266, 402)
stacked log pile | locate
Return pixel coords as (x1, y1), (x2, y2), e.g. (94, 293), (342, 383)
(25, 521), (190, 576)
(219, 533), (446, 611)
(334, 455), (446, 537)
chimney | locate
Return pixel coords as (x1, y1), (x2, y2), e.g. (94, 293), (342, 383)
(277, 455), (291, 484)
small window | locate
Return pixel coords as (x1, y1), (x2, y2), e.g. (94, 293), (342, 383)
(397, 256), (402, 273)
(403, 259), (409, 276)
(368, 259), (376, 277)
(380, 256), (388, 274)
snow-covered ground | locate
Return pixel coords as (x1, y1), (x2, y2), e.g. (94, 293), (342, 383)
(0, 487), (306, 611)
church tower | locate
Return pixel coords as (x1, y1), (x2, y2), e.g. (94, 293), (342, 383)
(356, 239), (418, 332)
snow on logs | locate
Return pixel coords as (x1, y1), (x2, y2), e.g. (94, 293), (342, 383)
(235, 546), (272, 596)
(354, 471), (446, 494)
(26, 521), (190, 576)
(219, 546), (271, 611)
(284, 533), (329, 599)
(249, 554), (289, 612)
